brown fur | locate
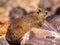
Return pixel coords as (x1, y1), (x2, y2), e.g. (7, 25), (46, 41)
(6, 8), (50, 44)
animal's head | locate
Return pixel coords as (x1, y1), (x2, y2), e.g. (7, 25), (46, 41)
(31, 8), (51, 25)
(36, 8), (51, 19)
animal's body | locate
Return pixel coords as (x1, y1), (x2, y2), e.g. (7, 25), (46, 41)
(6, 8), (50, 44)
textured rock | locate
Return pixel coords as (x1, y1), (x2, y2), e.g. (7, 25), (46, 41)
(0, 35), (9, 45)
(21, 28), (60, 45)
(0, 7), (10, 23)
(51, 2), (60, 15)
(9, 6), (27, 22)
(0, 7), (9, 36)
(17, 0), (40, 13)
(40, 0), (52, 8)
(0, 0), (10, 36)
(49, 15), (60, 32)
(0, 22), (9, 36)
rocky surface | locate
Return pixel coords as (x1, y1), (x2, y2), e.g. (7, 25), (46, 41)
(0, 35), (9, 45)
(21, 28), (60, 45)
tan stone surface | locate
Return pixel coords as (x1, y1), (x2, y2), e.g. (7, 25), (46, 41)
(21, 28), (60, 45)
(17, 0), (40, 13)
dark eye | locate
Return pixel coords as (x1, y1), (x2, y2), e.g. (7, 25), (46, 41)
(0, 22), (4, 24)
(46, 12), (48, 14)
(37, 9), (41, 14)
(38, 9), (41, 12)
(45, 11), (48, 14)
(37, 11), (39, 14)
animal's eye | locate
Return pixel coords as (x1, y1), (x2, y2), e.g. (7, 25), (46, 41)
(37, 9), (41, 14)
(0, 22), (4, 24)
(38, 9), (41, 12)
(37, 11), (39, 14)
(45, 11), (48, 14)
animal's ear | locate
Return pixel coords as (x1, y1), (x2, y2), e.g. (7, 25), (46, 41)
(44, 11), (51, 18)
(36, 8), (42, 14)
(45, 11), (48, 14)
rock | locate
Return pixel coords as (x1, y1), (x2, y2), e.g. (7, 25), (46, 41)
(51, 2), (60, 15)
(52, 0), (60, 5)
(0, 7), (9, 36)
(0, 35), (9, 45)
(0, 7), (10, 23)
(40, 0), (52, 9)
(49, 15), (60, 32)
(21, 27), (60, 45)
(9, 6), (27, 22)
(0, 1), (10, 36)
(17, 0), (40, 13)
